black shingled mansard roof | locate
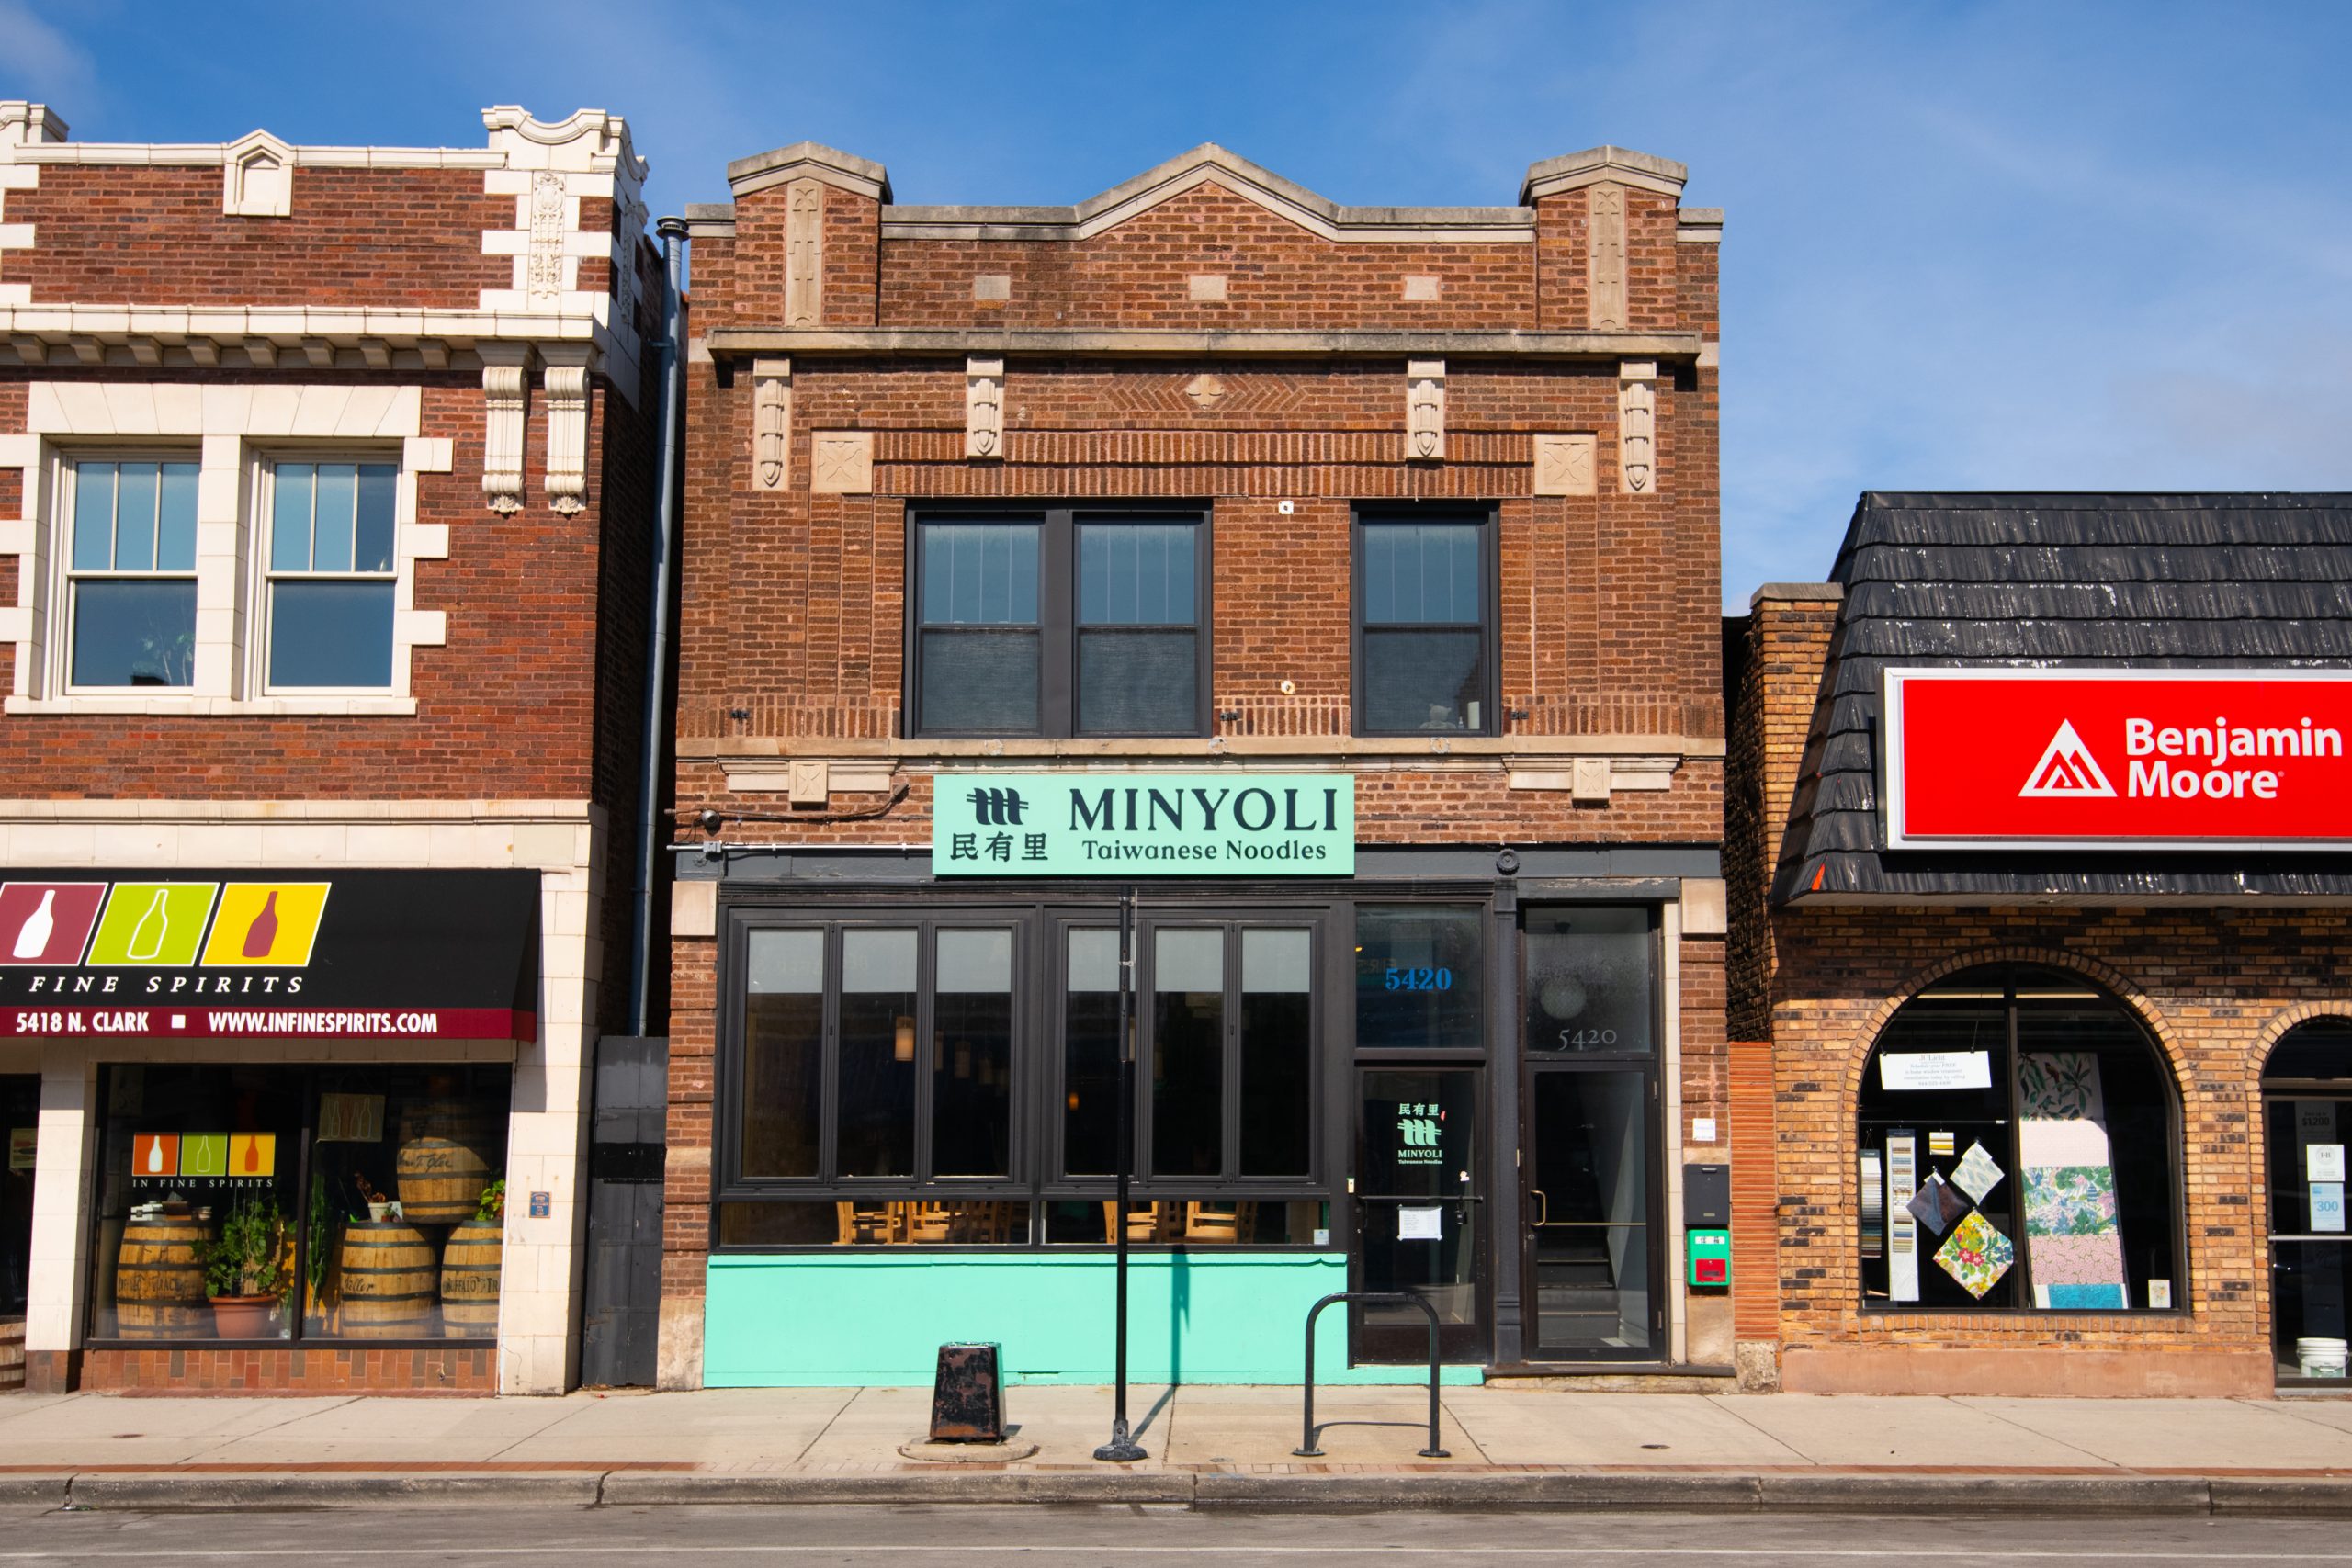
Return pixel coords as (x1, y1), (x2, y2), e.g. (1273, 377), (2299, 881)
(1773, 492), (2352, 906)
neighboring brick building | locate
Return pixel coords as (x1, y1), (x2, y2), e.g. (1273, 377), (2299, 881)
(1730, 494), (2352, 1398)
(0, 101), (660, 1393)
(661, 142), (1729, 1388)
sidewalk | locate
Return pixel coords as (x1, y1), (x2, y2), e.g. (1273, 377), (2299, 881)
(4, 1384), (2352, 1512)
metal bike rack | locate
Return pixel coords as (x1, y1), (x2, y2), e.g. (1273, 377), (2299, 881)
(1294, 1292), (1449, 1458)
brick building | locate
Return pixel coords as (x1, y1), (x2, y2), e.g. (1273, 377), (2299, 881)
(1730, 494), (2352, 1397)
(0, 101), (661, 1393)
(660, 142), (1730, 1388)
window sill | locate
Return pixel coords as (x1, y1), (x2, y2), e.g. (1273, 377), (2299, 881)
(7, 695), (419, 717)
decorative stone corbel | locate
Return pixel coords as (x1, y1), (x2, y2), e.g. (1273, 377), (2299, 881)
(481, 344), (532, 513)
(1618, 361), (1657, 495)
(752, 358), (793, 491)
(542, 347), (591, 513)
(1406, 358), (1445, 462)
(965, 356), (1004, 459)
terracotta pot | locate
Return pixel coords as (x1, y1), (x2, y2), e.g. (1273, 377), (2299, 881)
(208, 1293), (281, 1339)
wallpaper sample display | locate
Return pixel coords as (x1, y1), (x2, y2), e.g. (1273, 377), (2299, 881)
(2019, 1051), (2129, 1309)
(1934, 1209), (2015, 1299)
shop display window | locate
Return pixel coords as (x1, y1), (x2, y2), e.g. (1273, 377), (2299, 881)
(87, 1063), (512, 1344)
(1856, 965), (2181, 1313)
(722, 906), (1330, 1250)
(2261, 1018), (2352, 1382)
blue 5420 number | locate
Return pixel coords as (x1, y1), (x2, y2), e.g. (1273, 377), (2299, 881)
(1383, 966), (1453, 991)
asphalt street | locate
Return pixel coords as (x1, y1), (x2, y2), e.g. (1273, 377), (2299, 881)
(5, 1506), (2352, 1565)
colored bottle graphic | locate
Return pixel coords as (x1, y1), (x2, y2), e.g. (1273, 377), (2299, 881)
(126, 889), (169, 963)
(241, 892), (279, 960)
(11, 889), (54, 960)
(242, 1137), (258, 1174)
(146, 1137), (164, 1175)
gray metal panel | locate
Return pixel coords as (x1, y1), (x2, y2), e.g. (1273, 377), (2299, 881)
(582, 1035), (667, 1389)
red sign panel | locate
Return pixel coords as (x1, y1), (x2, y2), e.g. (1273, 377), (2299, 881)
(1884, 670), (2352, 850)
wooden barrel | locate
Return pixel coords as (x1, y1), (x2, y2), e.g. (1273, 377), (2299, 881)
(395, 1101), (499, 1224)
(337, 1222), (435, 1337)
(115, 1220), (212, 1337)
(440, 1218), (503, 1338)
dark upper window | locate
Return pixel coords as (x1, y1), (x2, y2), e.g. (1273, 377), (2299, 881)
(910, 507), (1209, 738)
(1352, 509), (1496, 736)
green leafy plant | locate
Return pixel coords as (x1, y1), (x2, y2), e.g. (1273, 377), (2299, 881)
(476, 1179), (505, 1223)
(201, 1194), (290, 1299)
(307, 1169), (332, 1295)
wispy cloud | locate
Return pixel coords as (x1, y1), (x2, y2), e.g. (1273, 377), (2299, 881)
(0, 0), (96, 106)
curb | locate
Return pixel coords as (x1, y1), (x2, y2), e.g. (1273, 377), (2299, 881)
(23, 1469), (2352, 1516)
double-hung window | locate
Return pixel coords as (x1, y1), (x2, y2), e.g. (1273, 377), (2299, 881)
(65, 459), (199, 690)
(263, 460), (398, 690)
(910, 507), (1210, 737)
(1352, 509), (1497, 736)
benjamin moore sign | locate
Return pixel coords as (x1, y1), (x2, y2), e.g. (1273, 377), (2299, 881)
(1884, 668), (2352, 850)
(933, 773), (1354, 876)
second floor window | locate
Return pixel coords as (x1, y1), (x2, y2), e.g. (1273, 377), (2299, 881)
(910, 507), (1209, 738)
(1353, 510), (1497, 736)
(67, 459), (198, 690)
(265, 461), (398, 690)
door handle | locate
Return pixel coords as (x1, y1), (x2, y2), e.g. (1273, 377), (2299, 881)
(1530, 1187), (1548, 1227)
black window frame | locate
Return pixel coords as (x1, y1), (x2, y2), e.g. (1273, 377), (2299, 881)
(904, 502), (1214, 739)
(1855, 963), (2188, 1316)
(1350, 503), (1500, 739)
(714, 896), (1340, 1254)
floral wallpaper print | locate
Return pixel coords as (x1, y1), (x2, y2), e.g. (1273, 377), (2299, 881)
(1935, 1209), (2016, 1299)
(2021, 1052), (2131, 1309)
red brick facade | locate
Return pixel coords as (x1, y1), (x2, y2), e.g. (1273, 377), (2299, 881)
(661, 142), (1728, 1382)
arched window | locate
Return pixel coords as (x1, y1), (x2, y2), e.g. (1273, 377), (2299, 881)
(1857, 964), (2181, 1312)
(2261, 1018), (2352, 1382)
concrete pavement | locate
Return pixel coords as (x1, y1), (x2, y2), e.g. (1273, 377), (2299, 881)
(6, 1384), (2352, 1511)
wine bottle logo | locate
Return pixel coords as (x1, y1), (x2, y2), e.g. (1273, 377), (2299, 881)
(11, 889), (54, 960)
(241, 891), (279, 960)
(125, 889), (169, 962)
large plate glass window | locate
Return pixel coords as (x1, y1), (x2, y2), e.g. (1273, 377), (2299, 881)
(910, 507), (1210, 738)
(1856, 964), (2182, 1313)
(1356, 906), (1486, 1051)
(1353, 509), (1495, 736)
(1148, 923), (1315, 1180)
(2262, 1019), (2352, 1383)
(66, 458), (198, 690)
(265, 460), (398, 690)
(86, 1063), (512, 1345)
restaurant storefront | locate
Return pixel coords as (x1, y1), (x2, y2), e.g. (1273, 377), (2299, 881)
(0, 868), (549, 1392)
(692, 774), (1722, 1386)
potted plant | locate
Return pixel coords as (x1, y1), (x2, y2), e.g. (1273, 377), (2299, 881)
(356, 1173), (395, 1223)
(200, 1193), (289, 1338)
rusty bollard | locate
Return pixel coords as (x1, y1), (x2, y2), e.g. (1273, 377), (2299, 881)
(929, 1342), (1006, 1442)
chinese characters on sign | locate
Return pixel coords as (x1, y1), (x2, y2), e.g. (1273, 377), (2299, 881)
(933, 773), (1354, 876)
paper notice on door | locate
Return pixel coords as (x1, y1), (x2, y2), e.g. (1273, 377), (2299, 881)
(1887, 1134), (1920, 1303)
(2312, 1182), (2346, 1234)
(1398, 1206), (1443, 1241)
(2310, 1145), (2346, 1183)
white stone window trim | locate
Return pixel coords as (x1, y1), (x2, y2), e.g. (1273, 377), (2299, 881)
(51, 451), (202, 698)
(1, 382), (452, 716)
(245, 449), (410, 701)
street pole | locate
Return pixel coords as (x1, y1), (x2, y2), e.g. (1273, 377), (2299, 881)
(1094, 886), (1146, 1462)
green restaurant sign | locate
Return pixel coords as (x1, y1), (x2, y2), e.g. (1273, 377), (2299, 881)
(932, 773), (1354, 876)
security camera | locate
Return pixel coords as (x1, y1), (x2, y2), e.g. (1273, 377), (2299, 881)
(698, 808), (724, 835)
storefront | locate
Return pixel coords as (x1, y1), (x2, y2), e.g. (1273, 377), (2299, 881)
(1736, 493), (2352, 1397)
(692, 773), (1722, 1386)
(0, 868), (546, 1392)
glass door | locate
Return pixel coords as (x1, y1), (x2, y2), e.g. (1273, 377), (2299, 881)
(2269, 1093), (2352, 1384)
(1353, 1067), (1485, 1363)
(1525, 1066), (1659, 1359)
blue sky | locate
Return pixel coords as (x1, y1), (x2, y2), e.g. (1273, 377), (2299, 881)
(6, 1), (2349, 607)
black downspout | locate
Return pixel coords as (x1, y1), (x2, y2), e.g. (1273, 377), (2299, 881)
(628, 217), (688, 1037)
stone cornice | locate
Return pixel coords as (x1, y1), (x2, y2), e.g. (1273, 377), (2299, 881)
(701, 327), (1704, 362)
(1520, 145), (1690, 202)
(0, 303), (612, 372)
(726, 141), (891, 202)
(683, 735), (1726, 762)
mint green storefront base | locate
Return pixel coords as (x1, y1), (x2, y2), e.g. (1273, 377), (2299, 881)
(707, 1253), (1485, 1388)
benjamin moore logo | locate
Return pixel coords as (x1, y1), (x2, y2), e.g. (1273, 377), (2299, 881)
(2019, 719), (2117, 799)
(966, 786), (1028, 827)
